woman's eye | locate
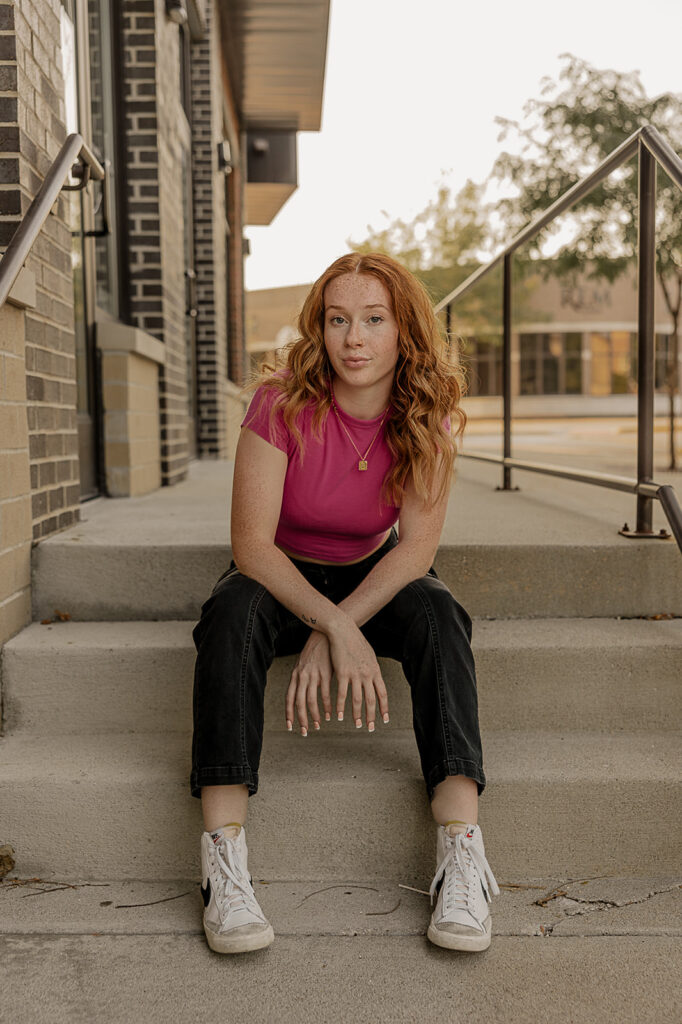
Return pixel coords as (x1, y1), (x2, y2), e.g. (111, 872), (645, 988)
(329, 316), (346, 325)
(369, 315), (384, 324)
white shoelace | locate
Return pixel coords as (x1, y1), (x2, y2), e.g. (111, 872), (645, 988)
(429, 830), (500, 912)
(211, 840), (264, 923)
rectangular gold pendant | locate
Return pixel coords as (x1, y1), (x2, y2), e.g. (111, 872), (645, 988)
(358, 460), (368, 471)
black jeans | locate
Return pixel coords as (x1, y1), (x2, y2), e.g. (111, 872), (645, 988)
(190, 528), (486, 803)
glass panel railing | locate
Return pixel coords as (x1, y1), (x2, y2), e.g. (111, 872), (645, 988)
(446, 260), (504, 463)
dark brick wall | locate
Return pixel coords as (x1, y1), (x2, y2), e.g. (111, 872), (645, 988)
(226, 155), (246, 385)
(2, 0), (80, 541)
(120, 0), (191, 486)
(2, 0), (249, 520)
(191, 0), (228, 456)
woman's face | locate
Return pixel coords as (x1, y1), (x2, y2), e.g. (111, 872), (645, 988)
(323, 273), (400, 396)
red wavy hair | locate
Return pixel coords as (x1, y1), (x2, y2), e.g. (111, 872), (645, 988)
(250, 252), (467, 508)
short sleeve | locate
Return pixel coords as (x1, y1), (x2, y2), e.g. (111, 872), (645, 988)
(241, 383), (289, 453)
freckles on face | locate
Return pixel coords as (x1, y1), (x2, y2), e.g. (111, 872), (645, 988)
(322, 274), (400, 373)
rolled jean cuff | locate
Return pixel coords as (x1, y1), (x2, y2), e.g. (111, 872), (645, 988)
(190, 764), (259, 800)
(426, 759), (486, 802)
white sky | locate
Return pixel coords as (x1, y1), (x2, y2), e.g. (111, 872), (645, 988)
(243, 0), (682, 292)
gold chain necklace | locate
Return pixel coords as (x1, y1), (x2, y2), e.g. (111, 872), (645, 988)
(330, 396), (389, 471)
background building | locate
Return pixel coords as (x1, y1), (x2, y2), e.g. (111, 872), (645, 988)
(0, 0), (329, 645)
(246, 264), (679, 415)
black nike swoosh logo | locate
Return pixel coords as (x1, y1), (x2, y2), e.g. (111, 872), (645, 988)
(201, 880), (211, 907)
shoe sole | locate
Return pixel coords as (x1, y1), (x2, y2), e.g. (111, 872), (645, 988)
(427, 915), (492, 952)
(204, 922), (275, 954)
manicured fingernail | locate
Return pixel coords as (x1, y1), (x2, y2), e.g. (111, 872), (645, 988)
(338, 712), (343, 721)
(287, 721), (292, 731)
(369, 723), (375, 733)
(383, 714), (390, 723)
(301, 728), (307, 737)
(314, 722), (320, 730)
(356, 719), (362, 729)
(325, 713), (331, 721)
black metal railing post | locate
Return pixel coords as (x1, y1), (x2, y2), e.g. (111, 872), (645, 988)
(433, 125), (682, 552)
(635, 140), (657, 535)
(501, 253), (513, 490)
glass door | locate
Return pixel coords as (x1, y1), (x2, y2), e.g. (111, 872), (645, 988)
(61, 0), (100, 499)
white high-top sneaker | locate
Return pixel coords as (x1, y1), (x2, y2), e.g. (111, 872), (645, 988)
(200, 825), (274, 953)
(427, 823), (500, 952)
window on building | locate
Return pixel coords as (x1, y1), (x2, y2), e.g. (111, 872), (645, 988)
(519, 333), (583, 395)
(655, 333), (674, 390)
(589, 332), (636, 395)
(179, 22), (191, 118)
(87, 0), (122, 318)
(461, 336), (502, 396)
(564, 333), (582, 393)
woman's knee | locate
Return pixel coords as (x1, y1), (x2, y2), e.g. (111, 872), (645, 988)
(404, 575), (473, 641)
(193, 571), (269, 649)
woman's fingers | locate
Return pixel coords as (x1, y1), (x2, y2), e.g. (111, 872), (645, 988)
(295, 673), (310, 736)
(320, 674), (332, 722)
(335, 674), (348, 722)
(290, 663), (389, 735)
(287, 666), (330, 736)
(351, 678), (364, 728)
(336, 670), (387, 731)
(363, 679), (376, 732)
(306, 678), (321, 731)
(285, 670), (298, 732)
(374, 673), (390, 723)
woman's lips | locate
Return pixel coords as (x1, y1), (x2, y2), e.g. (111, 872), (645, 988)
(343, 358), (369, 367)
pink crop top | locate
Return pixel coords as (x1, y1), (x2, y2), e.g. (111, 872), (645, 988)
(240, 382), (401, 562)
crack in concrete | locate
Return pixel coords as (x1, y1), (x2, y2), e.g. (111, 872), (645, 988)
(534, 881), (681, 928)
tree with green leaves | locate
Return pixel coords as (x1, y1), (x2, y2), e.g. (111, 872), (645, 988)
(347, 180), (503, 331)
(491, 53), (682, 470)
(348, 181), (546, 393)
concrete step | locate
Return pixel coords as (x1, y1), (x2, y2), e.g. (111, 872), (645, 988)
(3, 618), (681, 736)
(0, 730), (678, 881)
(31, 539), (682, 622)
(1, 931), (679, 1024)
(2, 875), (680, 939)
(29, 458), (682, 622)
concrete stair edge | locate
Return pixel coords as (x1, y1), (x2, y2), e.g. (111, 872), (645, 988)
(3, 618), (681, 736)
(30, 542), (682, 621)
(0, 730), (679, 879)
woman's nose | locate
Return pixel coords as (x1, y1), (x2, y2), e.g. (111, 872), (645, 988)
(346, 320), (364, 345)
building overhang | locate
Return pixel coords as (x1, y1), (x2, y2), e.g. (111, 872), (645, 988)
(219, 0), (330, 132)
(218, 1), (330, 224)
(244, 129), (297, 225)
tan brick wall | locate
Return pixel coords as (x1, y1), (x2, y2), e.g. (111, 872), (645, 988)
(0, 303), (32, 646)
(101, 350), (161, 497)
(1, 0), (81, 543)
(223, 381), (249, 461)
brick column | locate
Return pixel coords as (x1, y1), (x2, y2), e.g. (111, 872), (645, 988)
(120, 0), (190, 485)
(2, 0), (81, 542)
(0, 302), (32, 646)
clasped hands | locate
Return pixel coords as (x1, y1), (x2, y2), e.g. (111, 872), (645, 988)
(285, 618), (389, 737)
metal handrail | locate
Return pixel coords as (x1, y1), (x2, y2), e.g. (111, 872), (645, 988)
(0, 132), (105, 308)
(437, 124), (682, 553)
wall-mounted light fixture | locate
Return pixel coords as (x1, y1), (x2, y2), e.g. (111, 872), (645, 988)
(217, 140), (235, 174)
(165, 0), (188, 25)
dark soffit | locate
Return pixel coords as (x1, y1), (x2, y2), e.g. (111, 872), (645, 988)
(218, 0), (330, 131)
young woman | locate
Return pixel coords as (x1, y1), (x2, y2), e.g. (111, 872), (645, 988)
(190, 252), (499, 955)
